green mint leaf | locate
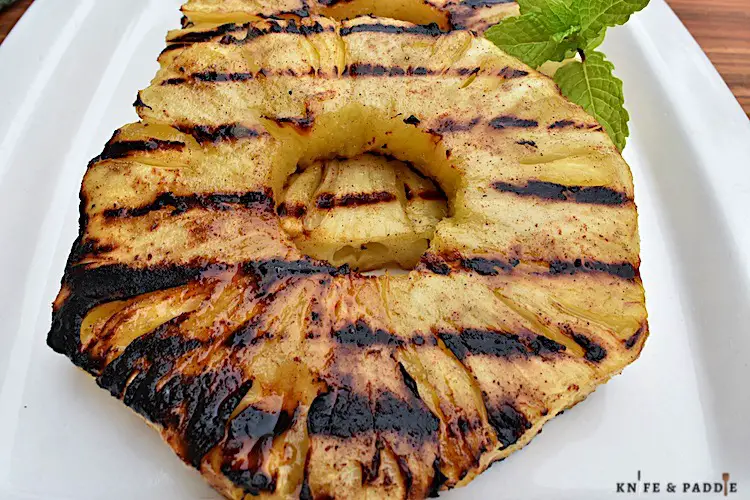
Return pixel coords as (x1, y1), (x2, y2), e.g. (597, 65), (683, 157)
(583, 28), (607, 51)
(579, 0), (650, 40)
(553, 51), (629, 150)
(485, 13), (578, 69)
(517, 0), (577, 31)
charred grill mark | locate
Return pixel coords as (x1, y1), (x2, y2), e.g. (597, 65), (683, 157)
(404, 115), (421, 125)
(160, 66), (521, 84)
(225, 314), (268, 349)
(277, 202), (308, 218)
(193, 71), (253, 82)
(461, 257), (519, 276)
(315, 191), (397, 209)
(516, 139), (537, 148)
(548, 259), (638, 280)
(399, 363), (421, 400)
(333, 320), (403, 348)
(180, 369), (253, 466)
(48, 263), (210, 369)
(160, 43), (188, 56)
(569, 331), (607, 362)
(242, 259), (349, 296)
(92, 140), (184, 163)
(428, 457), (449, 497)
(343, 63), (434, 77)
(308, 388), (439, 441)
(299, 449), (313, 500)
(438, 329), (565, 361)
(176, 124), (262, 143)
(416, 190), (446, 201)
(430, 117), (481, 134)
(163, 21), (332, 54)
(102, 191), (274, 219)
(308, 388), (373, 438)
(269, 113), (315, 132)
(162, 77), (187, 85)
(492, 180), (630, 206)
(436, 331), (534, 448)
(420, 254), (451, 275)
(100, 326), (254, 468)
(361, 439), (384, 484)
(220, 406), (296, 495)
(625, 323), (647, 349)
(549, 120), (601, 130)
(404, 184), (414, 201)
(224, 20), (330, 45)
(375, 391), (439, 442)
(48, 259), (347, 368)
(486, 402), (531, 448)
(489, 116), (539, 129)
(340, 22), (446, 37)
(133, 92), (152, 110)
(98, 318), (201, 400)
(497, 66), (530, 79)
(424, 253), (636, 280)
(169, 23), (244, 43)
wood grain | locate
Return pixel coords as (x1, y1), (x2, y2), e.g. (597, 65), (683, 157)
(0, 0), (748, 115)
(0, 0), (32, 45)
(666, 0), (750, 116)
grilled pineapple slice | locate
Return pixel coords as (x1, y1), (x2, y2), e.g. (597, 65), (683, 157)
(49, 11), (648, 500)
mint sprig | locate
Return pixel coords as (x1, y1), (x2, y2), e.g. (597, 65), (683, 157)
(485, 0), (649, 150)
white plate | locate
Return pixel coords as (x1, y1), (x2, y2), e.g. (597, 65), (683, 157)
(1, 1), (749, 498)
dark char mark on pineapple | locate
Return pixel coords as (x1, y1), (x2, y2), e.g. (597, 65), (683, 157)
(277, 202), (308, 218)
(570, 332), (608, 363)
(333, 319), (403, 347)
(170, 22), (245, 43)
(461, 257), (519, 275)
(485, 402), (532, 448)
(220, 406), (297, 495)
(102, 190), (274, 219)
(423, 253), (638, 280)
(438, 329), (566, 361)
(316, 191), (397, 209)
(438, 330), (535, 447)
(625, 323), (648, 349)
(548, 259), (638, 280)
(96, 317), (254, 467)
(306, 380), (441, 495)
(493, 180), (630, 206)
(308, 388), (439, 441)
(340, 22), (446, 37)
(48, 259), (348, 371)
(91, 139), (185, 163)
(176, 123), (262, 143)
(489, 115), (539, 129)
(343, 63), (435, 76)
(161, 20), (332, 54)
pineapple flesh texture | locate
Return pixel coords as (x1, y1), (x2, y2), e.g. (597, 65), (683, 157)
(279, 154), (447, 271)
(47, 5), (649, 500)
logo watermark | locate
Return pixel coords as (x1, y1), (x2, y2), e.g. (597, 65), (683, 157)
(616, 471), (739, 495)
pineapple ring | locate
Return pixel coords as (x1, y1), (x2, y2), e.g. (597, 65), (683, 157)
(49, 14), (648, 500)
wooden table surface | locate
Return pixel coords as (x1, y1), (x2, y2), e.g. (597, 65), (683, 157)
(1, 0), (748, 115)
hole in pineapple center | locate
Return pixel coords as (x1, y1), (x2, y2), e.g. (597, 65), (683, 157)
(278, 153), (448, 272)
